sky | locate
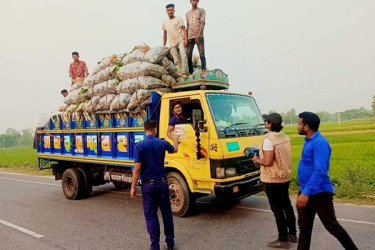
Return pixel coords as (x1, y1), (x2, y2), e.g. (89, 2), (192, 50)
(0, 0), (374, 133)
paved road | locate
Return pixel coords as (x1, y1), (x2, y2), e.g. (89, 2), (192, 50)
(1, 172), (375, 250)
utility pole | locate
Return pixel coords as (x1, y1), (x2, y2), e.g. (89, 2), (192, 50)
(337, 104), (341, 126)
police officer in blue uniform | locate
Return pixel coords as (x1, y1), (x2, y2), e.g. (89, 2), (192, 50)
(131, 119), (179, 250)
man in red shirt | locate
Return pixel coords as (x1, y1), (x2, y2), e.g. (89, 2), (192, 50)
(69, 51), (89, 85)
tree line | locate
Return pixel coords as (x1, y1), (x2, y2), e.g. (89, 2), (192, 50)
(269, 105), (374, 125)
(0, 128), (34, 148)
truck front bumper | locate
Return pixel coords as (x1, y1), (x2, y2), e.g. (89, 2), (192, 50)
(214, 175), (262, 200)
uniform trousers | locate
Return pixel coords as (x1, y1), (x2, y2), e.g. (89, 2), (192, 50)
(142, 181), (174, 250)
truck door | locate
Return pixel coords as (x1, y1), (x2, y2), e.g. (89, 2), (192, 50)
(167, 96), (210, 180)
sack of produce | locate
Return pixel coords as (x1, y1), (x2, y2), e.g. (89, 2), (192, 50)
(66, 104), (79, 113)
(70, 80), (84, 92)
(64, 88), (89, 105)
(127, 89), (152, 111)
(76, 101), (89, 113)
(110, 93), (132, 111)
(160, 57), (179, 78)
(96, 94), (117, 111)
(58, 105), (68, 112)
(83, 74), (96, 87)
(161, 75), (176, 87)
(92, 53), (125, 75)
(83, 96), (101, 113)
(117, 62), (168, 81)
(128, 96), (153, 115)
(88, 79), (117, 97)
(93, 65), (117, 84)
(122, 46), (169, 65)
(116, 76), (166, 94)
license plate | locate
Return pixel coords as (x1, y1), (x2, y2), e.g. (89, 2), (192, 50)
(233, 186), (239, 193)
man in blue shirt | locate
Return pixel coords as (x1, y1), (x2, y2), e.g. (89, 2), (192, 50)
(131, 119), (179, 250)
(296, 112), (357, 250)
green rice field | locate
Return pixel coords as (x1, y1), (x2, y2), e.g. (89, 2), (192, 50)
(0, 147), (51, 175)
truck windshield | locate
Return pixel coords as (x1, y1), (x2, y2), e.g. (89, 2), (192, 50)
(206, 93), (266, 138)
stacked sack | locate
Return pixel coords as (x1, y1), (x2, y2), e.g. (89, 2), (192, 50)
(63, 45), (178, 116)
(115, 45), (175, 114)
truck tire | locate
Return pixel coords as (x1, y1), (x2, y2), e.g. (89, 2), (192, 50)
(167, 172), (195, 217)
(77, 168), (93, 198)
(62, 168), (85, 200)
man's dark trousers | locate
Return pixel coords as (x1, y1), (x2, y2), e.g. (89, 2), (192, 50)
(142, 181), (174, 250)
(187, 37), (206, 74)
(297, 192), (358, 250)
(264, 182), (296, 242)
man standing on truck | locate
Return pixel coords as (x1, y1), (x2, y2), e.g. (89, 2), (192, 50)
(69, 51), (89, 85)
(186, 0), (206, 74)
(296, 112), (358, 250)
(131, 119), (179, 250)
(252, 113), (297, 249)
(163, 4), (189, 78)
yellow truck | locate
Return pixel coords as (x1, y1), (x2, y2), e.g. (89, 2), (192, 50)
(37, 89), (266, 217)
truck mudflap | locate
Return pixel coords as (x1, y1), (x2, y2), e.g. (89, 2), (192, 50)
(214, 175), (262, 200)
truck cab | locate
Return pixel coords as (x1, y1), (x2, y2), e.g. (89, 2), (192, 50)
(159, 90), (266, 216)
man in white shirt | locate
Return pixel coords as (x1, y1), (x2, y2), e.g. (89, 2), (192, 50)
(162, 4), (188, 78)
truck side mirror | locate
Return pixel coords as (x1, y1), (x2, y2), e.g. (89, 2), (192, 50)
(198, 120), (207, 132)
(192, 109), (202, 128)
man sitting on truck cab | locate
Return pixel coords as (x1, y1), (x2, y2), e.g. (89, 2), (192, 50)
(167, 102), (191, 140)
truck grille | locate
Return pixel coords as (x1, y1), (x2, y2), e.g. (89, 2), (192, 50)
(239, 159), (258, 174)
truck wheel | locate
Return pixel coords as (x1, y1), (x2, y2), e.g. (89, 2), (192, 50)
(77, 168), (93, 198)
(62, 168), (84, 200)
(167, 172), (195, 217)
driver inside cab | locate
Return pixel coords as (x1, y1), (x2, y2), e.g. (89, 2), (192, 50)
(167, 102), (191, 140)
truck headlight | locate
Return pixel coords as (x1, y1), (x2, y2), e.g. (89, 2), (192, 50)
(225, 167), (237, 176)
(216, 167), (225, 178)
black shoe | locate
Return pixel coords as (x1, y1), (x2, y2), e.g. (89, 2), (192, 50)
(287, 234), (298, 243)
(266, 239), (290, 249)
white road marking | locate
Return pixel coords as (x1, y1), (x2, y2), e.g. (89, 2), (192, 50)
(0, 171), (54, 178)
(233, 205), (273, 213)
(232, 205), (375, 226)
(0, 176), (60, 186)
(0, 219), (44, 238)
(336, 218), (375, 226)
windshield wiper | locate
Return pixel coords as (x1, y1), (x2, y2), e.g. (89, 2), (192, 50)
(224, 122), (247, 133)
(253, 123), (265, 127)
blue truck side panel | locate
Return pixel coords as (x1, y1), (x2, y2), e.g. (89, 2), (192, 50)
(37, 92), (161, 168)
